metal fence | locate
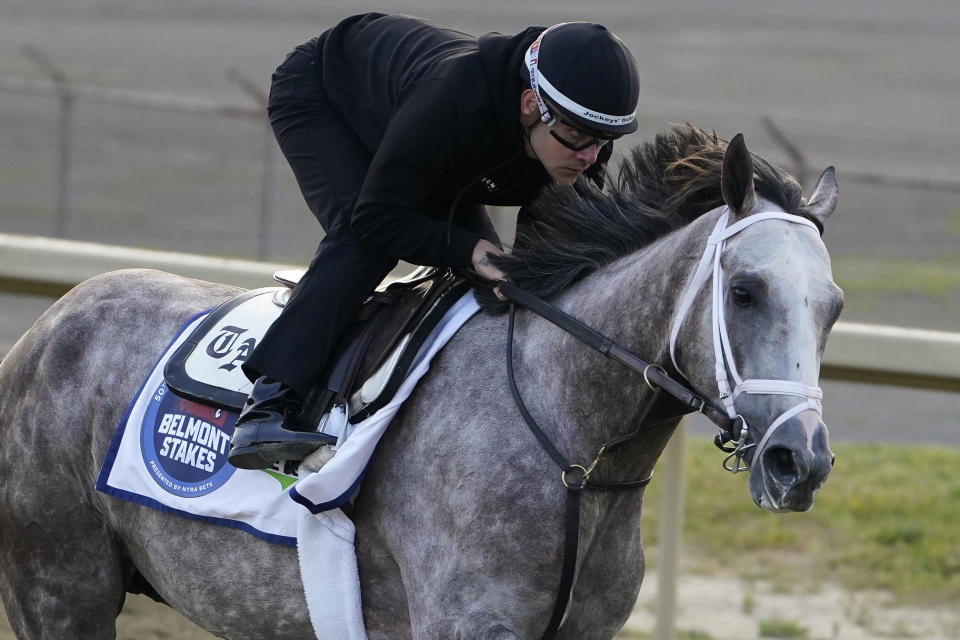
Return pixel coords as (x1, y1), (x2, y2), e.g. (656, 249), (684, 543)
(0, 50), (297, 261)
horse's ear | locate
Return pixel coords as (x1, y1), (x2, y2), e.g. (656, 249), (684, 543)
(721, 133), (757, 219)
(802, 166), (839, 227)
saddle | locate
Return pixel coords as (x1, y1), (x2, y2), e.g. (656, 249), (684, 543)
(164, 267), (470, 435)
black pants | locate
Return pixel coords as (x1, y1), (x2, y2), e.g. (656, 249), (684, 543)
(244, 41), (497, 397)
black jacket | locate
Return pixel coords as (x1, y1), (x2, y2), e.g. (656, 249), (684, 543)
(313, 13), (611, 268)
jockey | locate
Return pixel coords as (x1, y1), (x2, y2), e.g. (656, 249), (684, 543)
(228, 13), (641, 469)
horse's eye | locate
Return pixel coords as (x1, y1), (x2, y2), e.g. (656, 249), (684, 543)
(731, 286), (753, 307)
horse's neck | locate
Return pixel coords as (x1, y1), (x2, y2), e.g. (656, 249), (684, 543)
(510, 212), (716, 475)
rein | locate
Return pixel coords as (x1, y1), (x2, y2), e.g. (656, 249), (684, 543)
(504, 298), (653, 640)
(501, 281), (724, 640)
(501, 282), (735, 434)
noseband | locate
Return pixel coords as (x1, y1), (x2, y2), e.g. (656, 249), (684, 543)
(668, 207), (826, 472)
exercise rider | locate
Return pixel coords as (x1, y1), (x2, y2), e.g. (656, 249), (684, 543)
(228, 13), (642, 470)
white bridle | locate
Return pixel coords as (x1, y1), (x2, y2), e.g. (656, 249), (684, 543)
(669, 206), (826, 472)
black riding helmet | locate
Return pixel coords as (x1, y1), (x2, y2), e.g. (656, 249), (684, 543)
(524, 22), (640, 139)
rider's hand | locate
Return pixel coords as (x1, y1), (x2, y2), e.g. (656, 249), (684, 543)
(471, 239), (507, 301)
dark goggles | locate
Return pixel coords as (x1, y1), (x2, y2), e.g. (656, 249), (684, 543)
(547, 120), (615, 152)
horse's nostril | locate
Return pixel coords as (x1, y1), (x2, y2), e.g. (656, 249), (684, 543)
(766, 446), (800, 483)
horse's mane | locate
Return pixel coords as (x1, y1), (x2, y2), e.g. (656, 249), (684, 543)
(477, 125), (804, 311)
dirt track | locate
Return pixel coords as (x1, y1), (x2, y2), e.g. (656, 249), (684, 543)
(1, 0), (958, 285)
(3, 574), (957, 640)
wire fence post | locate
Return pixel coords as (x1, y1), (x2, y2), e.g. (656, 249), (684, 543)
(22, 45), (74, 237)
(258, 122), (277, 261)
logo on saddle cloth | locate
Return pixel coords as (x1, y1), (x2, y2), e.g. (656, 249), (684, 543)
(139, 382), (239, 497)
(165, 289), (285, 411)
(205, 325), (256, 372)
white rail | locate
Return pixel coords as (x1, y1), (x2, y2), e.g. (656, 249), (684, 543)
(0, 232), (294, 294)
(2, 232), (958, 390)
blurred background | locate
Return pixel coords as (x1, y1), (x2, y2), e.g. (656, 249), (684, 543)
(0, 0), (957, 638)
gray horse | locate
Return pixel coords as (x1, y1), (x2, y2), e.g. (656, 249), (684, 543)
(0, 128), (841, 639)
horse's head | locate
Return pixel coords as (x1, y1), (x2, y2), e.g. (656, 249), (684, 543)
(671, 134), (843, 512)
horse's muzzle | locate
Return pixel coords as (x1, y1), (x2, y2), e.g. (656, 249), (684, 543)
(751, 418), (834, 512)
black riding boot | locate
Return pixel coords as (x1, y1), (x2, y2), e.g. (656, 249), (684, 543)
(228, 376), (335, 470)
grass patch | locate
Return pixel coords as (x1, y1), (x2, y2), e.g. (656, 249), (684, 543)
(641, 439), (960, 602)
(758, 617), (809, 638)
